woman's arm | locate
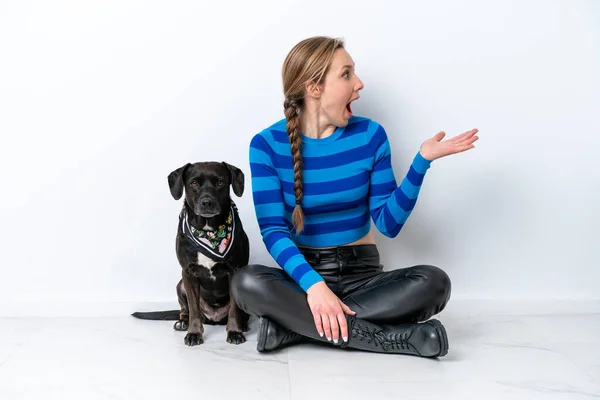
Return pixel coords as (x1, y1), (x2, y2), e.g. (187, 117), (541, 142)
(368, 124), (432, 237)
(368, 124), (479, 237)
(249, 133), (324, 293)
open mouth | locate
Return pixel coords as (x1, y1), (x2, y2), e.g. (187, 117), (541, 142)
(346, 97), (358, 117)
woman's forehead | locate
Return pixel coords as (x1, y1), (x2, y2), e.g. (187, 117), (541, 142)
(330, 48), (355, 70)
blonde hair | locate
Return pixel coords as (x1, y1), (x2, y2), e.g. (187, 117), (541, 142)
(282, 36), (345, 233)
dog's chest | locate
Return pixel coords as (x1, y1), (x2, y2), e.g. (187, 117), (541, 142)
(197, 252), (218, 278)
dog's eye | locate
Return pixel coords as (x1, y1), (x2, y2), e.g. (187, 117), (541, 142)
(190, 180), (198, 187)
(217, 179), (224, 187)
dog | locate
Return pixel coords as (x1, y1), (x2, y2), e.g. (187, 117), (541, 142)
(132, 161), (250, 346)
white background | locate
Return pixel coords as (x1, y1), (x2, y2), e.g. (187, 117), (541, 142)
(1, 0), (599, 316)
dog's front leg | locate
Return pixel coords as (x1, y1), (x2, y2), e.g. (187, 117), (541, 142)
(182, 270), (204, 346)
(226, 294), (248, 345)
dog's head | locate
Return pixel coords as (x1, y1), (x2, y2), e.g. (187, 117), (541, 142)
(168, 161), (244, 218)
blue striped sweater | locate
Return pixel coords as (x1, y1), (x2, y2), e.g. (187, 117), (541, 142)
(249, 116), (432, 292)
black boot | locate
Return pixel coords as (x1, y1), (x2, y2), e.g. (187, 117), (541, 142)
(256, 317), (308, 352)
(343, 317), (449, 357)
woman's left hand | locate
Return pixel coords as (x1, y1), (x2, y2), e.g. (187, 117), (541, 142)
(420, 128), (479, 161)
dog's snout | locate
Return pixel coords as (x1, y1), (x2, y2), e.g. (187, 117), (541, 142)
(194, 195), (220, 217)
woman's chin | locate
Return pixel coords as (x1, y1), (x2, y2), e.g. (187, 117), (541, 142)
(337, 117), (350, 126)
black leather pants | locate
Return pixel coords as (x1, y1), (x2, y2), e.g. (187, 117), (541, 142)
(231, 244), (451, 344)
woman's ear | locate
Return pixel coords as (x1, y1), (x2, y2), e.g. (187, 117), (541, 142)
(305, 81), (322, 99)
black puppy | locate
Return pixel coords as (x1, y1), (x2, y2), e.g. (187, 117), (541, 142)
(132, 161), (250, 346)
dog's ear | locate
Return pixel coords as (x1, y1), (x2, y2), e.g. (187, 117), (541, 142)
(222, 162), (244, 197)
(167, 163), (191, 200)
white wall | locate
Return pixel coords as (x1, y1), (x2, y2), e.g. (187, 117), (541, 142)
(1, 0), (599, 316)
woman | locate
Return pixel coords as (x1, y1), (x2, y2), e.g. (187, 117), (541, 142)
(231, 36), (478, 357)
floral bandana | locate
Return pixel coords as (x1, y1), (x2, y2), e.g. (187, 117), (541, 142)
(179, 201), (238, 260)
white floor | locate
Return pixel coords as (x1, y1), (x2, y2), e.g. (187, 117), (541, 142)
(0, 308), (599, 399)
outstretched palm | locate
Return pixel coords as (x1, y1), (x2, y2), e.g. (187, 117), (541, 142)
(420, 128), (479, 161)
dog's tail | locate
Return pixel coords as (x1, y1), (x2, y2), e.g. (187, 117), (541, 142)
(131, 310), (180, 320)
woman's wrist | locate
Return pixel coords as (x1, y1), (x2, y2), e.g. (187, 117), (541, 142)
(306, 280), (327, 295)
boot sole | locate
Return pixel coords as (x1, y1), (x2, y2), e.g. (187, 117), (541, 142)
(256, 317), (269, 353)
(426, 319), (449, 357)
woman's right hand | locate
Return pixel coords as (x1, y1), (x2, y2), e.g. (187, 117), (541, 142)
(306, 281), (356, 343)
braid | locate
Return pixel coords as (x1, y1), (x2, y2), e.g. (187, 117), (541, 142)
(284, 97), (304, 234)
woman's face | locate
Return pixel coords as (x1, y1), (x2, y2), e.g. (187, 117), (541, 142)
(316, 48), (364, 127)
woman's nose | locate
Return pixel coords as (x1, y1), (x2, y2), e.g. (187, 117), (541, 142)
(355, 76), (364, 91)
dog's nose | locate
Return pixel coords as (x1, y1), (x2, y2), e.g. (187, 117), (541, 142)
(201, 198), (214, 208)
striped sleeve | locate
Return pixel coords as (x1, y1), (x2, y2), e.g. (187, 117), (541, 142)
(368, 124), (432, 237)
(249, 133), (325, 292)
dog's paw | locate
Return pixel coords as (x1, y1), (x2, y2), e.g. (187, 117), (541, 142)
(226, 331), (246, 345)
(173, 320), (189, 331)
(184, 333), (204, 346)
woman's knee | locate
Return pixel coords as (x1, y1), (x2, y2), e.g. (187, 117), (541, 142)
(413, 265), (452, 303)
(230, 264), (284, 314)
(231, 264), (271, 300)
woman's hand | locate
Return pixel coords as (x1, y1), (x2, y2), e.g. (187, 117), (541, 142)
(420, 128), (479, 161)
(306, 281), (356, 343)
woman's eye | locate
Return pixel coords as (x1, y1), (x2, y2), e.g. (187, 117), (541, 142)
(342, 71), (349, 78)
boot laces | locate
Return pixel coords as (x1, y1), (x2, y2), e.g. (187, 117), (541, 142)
(352, 324), (410, 351)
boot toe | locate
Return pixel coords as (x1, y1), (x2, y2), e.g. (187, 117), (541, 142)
(257, 317), (306, 352)
(417, 319), (448, 357)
